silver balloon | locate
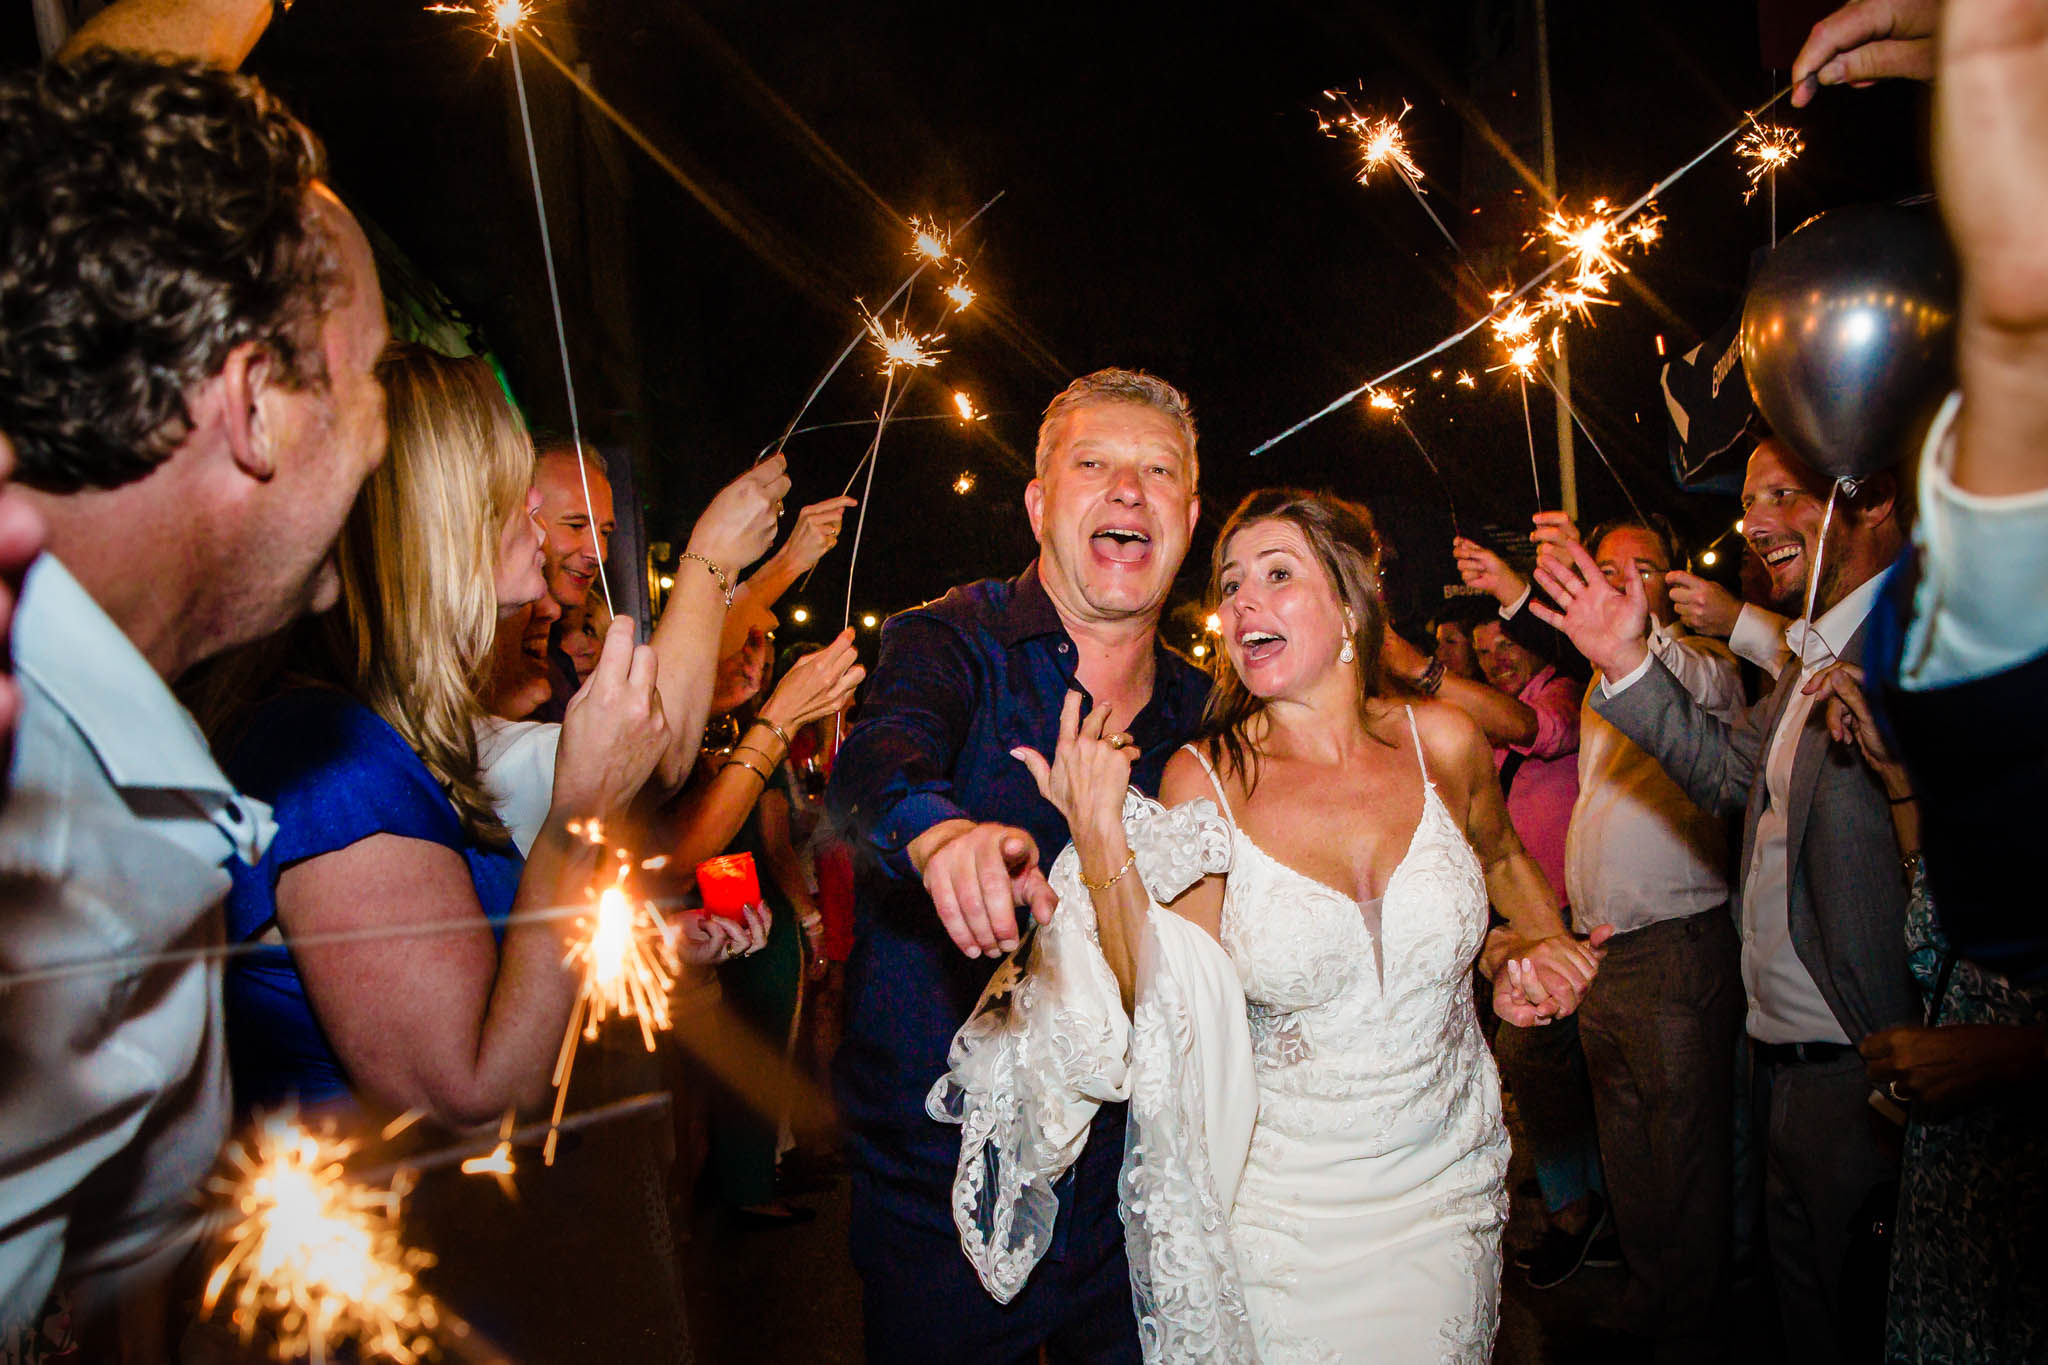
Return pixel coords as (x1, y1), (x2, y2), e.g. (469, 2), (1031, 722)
(1740, 204), (1957, 481)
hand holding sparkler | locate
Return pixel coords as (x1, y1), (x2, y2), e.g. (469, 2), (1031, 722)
(756, 629), (865, 736)
(1791, 0), (1939, 105)
(1453, 536), (1529, 609)
(779, 497), (860, 576)
(552, 617), (669, 826)
(1529, 510), (1585, 580)
(687, 455), (791, 580)
(1666, 570), (1744, 637)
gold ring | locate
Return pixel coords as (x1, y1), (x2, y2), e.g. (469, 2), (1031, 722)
(1886, 1080), (1908, 1104)
(1108, 733), (1130, 750)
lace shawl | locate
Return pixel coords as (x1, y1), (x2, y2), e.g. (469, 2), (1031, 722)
(926, 793), (1258, 1363)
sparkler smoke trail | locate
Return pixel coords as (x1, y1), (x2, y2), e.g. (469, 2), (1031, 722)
(767, 193), (1004, 462)
(203, 1116), (440, 1364)
(497, 15), (613, 613)
(1252, 83), (1793, 458)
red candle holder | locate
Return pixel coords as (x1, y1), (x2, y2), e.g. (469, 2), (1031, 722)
(696, 852), (762, 921)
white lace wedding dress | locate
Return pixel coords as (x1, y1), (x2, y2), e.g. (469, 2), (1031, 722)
(928, 708), (1507, 1364)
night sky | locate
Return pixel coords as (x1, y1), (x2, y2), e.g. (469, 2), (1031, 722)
(51, 1), (1936, 648)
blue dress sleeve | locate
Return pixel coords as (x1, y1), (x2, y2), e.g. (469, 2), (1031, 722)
(224, 689), (467, 939)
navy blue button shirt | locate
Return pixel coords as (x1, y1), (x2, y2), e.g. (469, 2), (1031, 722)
(828, 561), (1210, 1250)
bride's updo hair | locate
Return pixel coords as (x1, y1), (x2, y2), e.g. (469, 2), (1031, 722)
(1199, 488), (1392, 793)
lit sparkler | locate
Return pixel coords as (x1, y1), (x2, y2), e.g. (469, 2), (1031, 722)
(1455, 371), (1476, 389)
(1366, 387), (1410, 415)
(859, 304), (946, 375)
(908, 215), (953, 263)
(425, 0), (532, 52)
(943, 276), (977, 312)
(953, 390), (983, 422)
(1737, 122), (1803, 203)
(952, 471), (977, 495)
(1319, 97), (1424, 188)
(545, 842), (681, 1164)
(1538, 197), (1663, 292)
(203, 1114), (440, 1364)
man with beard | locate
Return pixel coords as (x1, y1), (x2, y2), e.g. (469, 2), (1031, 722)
(1529, 436), (1916, 1364)
(829, 369), (1207, 1365)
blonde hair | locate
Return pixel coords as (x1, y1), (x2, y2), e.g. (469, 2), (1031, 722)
(1034, 368), (1198, 486)
(323, 343), (535, 840)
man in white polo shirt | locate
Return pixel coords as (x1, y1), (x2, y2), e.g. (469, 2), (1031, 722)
(0, 50), (386, 1339)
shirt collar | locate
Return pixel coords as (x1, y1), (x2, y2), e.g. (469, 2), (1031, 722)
(1786, 568), (1886, 673)
(1517, 663), (1559, 701)
(14, 555), (270, 859)
(995, 559), (1066, 646)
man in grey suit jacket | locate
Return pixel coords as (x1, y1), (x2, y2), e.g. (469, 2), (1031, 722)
(1529, 439), (1917, 1365)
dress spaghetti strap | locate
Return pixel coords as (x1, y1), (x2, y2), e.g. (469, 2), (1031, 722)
(1404, 704), (1434, 790)
(1181, 742), (1238, 824)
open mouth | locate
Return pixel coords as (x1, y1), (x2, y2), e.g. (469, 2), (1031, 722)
(1237, 629), (1285, 664)
(1755, 540), (1802, 571)
(1090, 527), (1152, 564)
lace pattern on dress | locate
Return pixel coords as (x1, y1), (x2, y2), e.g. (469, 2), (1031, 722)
(925, 790), (1237, 1321)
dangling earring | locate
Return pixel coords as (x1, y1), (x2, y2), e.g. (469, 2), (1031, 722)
(1340, 637), (1356, 665)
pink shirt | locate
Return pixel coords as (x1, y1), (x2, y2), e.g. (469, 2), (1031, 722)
(1493, 665), (1581, 909)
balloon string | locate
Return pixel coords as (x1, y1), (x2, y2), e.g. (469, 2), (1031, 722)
(1801, 480), (1843, 627)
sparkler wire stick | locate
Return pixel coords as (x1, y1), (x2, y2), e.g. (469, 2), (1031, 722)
(1252, 83), (1794, 458)
(842, 369), (898, 632)
(1519, 374), (1542, 507)
(750, 409), (1015, 463)
(1534, 361), (1651, 523)
(352, 1092), (673, 1187)
(1393, 413), (1461, 536)
(508, 38), (612, 614)
(765, 192), (1005, 463)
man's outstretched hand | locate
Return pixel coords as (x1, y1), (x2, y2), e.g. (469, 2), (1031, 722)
(909, 819), (1058, 958)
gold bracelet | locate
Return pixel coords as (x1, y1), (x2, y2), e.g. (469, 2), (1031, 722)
(725, 754), (772, 785)
(679, 551), (733, 606)
(752, 716), (793, 753)
(731, 742), (781, 770)
(1078, 848), (1137, 893)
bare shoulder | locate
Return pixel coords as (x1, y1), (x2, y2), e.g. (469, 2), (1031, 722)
(1402, 699), (1493, 779)
(1160, 743), (1213, 808)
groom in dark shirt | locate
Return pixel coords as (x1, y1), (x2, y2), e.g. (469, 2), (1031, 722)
(830, 369), (1209, 1364)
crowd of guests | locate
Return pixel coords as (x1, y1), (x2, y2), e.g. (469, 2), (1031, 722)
(2, 0), (2047, 1362)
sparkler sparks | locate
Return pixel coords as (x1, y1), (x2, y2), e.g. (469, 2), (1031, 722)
(1319, 96), (1424, 188)
(952, 471), (977, 495)
(1455, 371), (1477, 389)
(952, 390), (984, 422)
(1736, 122), (1803, 202)
(546, 854), (681, 1163)
(425, 0), (531, 50)
(943, 276), (977, 312)
(908, 215), (952, 263)
(1366, 387), (1411, 415)
(1538, 197), (1663, 292)
(203, 1115), (440, 1364)
(860, 306), (947, 374)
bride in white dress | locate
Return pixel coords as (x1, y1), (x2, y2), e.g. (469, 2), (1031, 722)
(928, 490), (1607, 1364)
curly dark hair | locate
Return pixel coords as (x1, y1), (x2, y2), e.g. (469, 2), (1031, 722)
(0, 50), (337, 493)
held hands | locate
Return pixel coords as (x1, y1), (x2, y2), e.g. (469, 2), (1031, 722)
(911, 819), (1057, 958)
(781, 497), (860, 575)
(1528, 537), (1652, 679)
(672, 903), (771, 966)
(1011, 691), (1137, 850)
(1804, 661), (1914, 798)
(1860, 1023), (2048, 1112)
(760, 629), (866, 731)
(553, 616), (670, 823)
(1791, 0), (1939, 106)
(1491, 926), (1615, 1026)
(1666, 570), (1742, 638)
(1453, 536), (1528, 607)
(689, 455), (791, 577)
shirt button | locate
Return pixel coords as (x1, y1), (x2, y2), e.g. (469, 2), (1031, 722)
(1058, 643), (1070, 654)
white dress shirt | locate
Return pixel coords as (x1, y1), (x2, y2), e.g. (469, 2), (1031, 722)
(1567, 620), (1744, 935)
(0, 556), (273, 1329)
(476, 716), (560, 856)
(1727, 603), (1793, 679)
(1899, 390), (2048, 687)
(1602, 570), (1885, 1044)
